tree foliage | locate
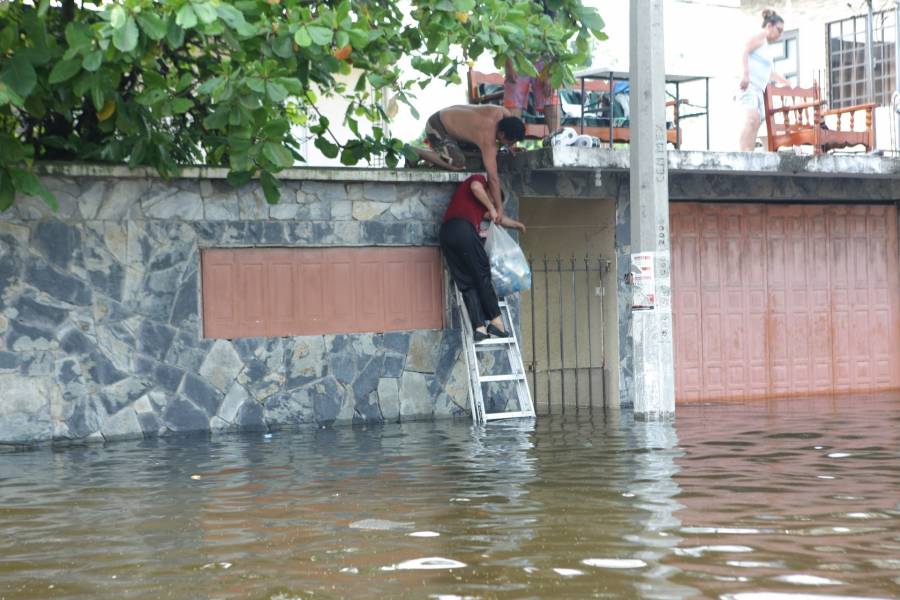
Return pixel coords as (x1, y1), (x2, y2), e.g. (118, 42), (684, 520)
(0, 0), (606, 209)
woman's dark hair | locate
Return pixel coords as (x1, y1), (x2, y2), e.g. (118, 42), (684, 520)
(761, 8), (783, 28)
(498, 116), (526, 142)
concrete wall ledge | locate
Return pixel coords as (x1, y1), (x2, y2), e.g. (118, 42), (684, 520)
(538, 147), (900, 179)
(35, 162), (476, 184)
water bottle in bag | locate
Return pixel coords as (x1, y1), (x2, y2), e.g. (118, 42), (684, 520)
(485, 223), (531, 297)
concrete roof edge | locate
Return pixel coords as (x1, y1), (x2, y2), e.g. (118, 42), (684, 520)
(544, 147), (900, 179)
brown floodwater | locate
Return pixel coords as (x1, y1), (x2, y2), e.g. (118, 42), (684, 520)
(1, 394), (898, 600)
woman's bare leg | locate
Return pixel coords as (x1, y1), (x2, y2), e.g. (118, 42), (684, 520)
(738, 109), (761, 152)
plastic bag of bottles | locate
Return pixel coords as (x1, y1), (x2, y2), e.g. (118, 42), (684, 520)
(485, 223), (531, 297)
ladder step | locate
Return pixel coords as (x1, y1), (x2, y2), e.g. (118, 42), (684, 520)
(474, 337), (514, 346)
(484, 410), (534, 420)
(480, 374), (527, 383)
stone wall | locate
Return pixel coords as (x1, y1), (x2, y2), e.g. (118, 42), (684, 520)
(0, 167), (476, 445)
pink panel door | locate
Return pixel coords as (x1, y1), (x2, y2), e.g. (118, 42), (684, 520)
(671, 203), (900, 402)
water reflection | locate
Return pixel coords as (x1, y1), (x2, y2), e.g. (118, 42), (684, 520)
(0, 394), (898, 599)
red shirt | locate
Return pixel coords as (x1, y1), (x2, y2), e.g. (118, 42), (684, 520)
(442, 174), (489, 230)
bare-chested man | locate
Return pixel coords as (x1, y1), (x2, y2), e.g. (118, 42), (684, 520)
(411, 104), (525, 220)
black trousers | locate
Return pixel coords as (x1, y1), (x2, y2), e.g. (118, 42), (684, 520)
(439, 218), (500, 330)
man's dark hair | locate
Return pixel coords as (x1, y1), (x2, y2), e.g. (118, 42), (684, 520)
(498, 116), (526, 142)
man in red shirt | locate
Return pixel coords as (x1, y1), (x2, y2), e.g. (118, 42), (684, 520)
(440, 174), (526, 342)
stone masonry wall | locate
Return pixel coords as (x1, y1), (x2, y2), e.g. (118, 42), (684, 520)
(0, 168), (474, 445)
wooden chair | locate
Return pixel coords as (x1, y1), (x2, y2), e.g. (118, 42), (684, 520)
(467, 70), (681, 147)
(763, 83), (876, 154)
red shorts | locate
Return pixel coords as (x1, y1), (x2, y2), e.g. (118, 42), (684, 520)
(503, 60), (559, 111)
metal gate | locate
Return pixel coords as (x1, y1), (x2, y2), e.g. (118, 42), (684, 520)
(519, 255), (611, 415)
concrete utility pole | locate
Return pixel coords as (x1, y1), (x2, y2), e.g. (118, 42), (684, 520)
(628, 0), (675, 420)
(866, 0), (875, 105)
(895, 1), (900, 151)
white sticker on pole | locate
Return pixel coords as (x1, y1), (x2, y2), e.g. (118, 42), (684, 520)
(631, 252), (656, 311)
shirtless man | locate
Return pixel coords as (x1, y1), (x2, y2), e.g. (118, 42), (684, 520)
(412, 104), (525, 220)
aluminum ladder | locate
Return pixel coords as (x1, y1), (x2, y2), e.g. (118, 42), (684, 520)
(455, 286), (535, 424)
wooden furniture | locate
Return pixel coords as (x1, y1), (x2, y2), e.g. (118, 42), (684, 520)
(763, 83), (876, 154)
(467, 70), (683, 147)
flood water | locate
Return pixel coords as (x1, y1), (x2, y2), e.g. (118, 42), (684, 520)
(1, 394), (899, 600)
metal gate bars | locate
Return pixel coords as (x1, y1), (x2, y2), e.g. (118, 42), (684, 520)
(518, 255), (611, 415)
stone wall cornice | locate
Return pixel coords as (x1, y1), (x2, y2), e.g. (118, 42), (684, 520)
(33, 162), (477, 184)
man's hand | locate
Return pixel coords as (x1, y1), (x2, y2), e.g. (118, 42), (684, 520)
(487, 206), (499, 223)
(494, 203), (504, 223)
(739, 76), (749, 91)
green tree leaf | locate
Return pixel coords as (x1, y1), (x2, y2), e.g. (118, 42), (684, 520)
(137, 13), (168, 41)
(0, 169), (15, 212)
(226, 170), (252, 188)
(314, 136), (339, 159)
(1, 54), (37, 97)
(176, 5), (198, 29)
(262, 142), (294, 169)
(112, 16), (139, 52)
(307, 25), (332, 46)
(109, 5), (127, 30)
(49, 59), (82, 84)
(82, 51), (103, 72)
(192, 2), (218, 25)
(259, 171), (282, 204)
(171, 98), (193, 113)
(272, 35), (293, 59)
(294, 28), (312, 48)
(266, 81), (288, 103)
(10, 169), (58, 211)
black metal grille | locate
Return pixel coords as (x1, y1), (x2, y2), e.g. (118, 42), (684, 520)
(827, 10), (896, 109)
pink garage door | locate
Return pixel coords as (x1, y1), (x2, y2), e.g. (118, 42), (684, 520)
(671, 203), (900, 402)
(201, 247), (444, 339)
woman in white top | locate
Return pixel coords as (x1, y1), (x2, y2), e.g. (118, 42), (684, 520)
(737, 8), (791, 151)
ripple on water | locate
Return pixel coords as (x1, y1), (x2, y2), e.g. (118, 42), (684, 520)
(348, 519), (414, 531)
(675, 545), (754, 557)
(581, 558), (647, 569)
(552, 568), (583, 577)
(722, 594), (894, 600)
(773, 574), (844, 585)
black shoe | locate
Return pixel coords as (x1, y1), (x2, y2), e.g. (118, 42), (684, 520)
(474, 330), (490, 342)
(487, 323), (507, 338)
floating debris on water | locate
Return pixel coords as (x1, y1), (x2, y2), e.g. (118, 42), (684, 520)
(190, 474), (202, 480)
(339, 567), (359, 574)
(381, 557), (466, 571)
(200, 562), (232, 570)
(409, 531), (440, 537)
(553, 568), (583, 577)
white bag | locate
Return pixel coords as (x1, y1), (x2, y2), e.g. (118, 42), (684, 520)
(485, 223), (531, 297)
